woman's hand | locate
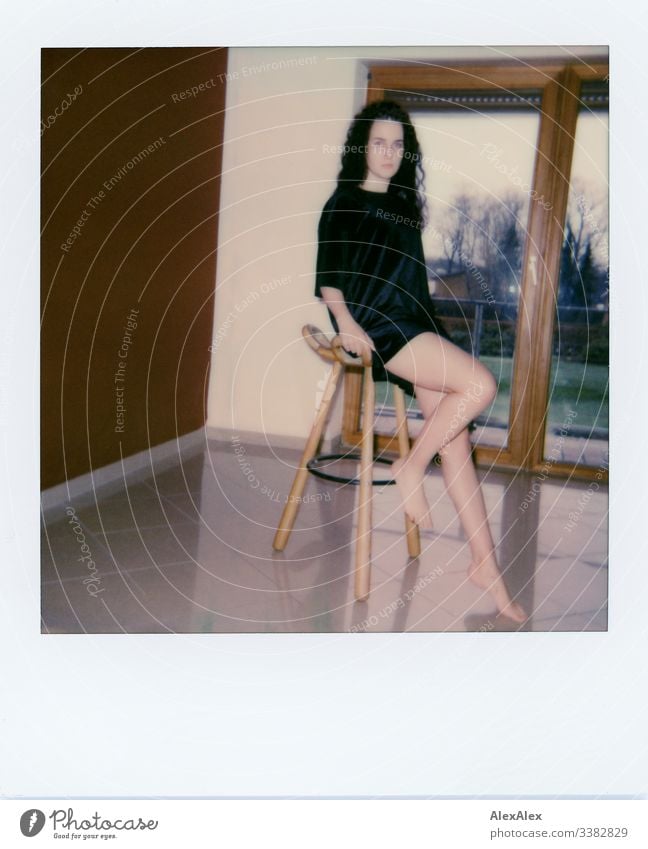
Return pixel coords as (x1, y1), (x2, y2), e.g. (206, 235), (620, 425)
(318, 287), (375, 360)
(336, 316), (375, 360)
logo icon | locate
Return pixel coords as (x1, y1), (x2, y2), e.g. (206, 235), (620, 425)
(20, 809), (46, 837)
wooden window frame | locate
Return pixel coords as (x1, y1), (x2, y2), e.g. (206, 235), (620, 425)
(340, 58), (609, 482)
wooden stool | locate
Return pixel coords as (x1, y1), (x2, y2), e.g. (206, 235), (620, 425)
(272, 324), (421, 601)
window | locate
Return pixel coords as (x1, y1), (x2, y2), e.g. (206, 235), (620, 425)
(340, 59), (609, 482)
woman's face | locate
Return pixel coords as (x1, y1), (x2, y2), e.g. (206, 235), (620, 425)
(365, 119), (405, 184)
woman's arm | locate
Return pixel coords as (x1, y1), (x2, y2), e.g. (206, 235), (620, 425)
(319, 286), (375, 359)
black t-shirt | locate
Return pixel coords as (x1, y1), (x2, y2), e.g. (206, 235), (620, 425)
(314, 184), (443, 335)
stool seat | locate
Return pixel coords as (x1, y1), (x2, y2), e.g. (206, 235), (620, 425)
(272, 324), (421, 601)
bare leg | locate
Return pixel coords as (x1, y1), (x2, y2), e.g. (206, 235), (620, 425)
(385, 333), (496, 527)
(385, 334), (526, 623)
(415, 389), (526, 622)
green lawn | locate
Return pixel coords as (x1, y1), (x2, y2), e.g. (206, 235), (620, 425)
(376, 356), (609, 433)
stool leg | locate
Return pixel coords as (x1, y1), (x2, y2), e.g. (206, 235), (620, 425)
(273, 361), (343, 551)
(354, 365), (374, 600)
(392, 385), (421, 558)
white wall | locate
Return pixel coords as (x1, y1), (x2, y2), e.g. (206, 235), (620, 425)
(207, 45), (606, 443)
(207, 47), (367, 443)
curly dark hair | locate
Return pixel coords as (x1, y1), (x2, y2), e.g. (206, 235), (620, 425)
(336, 99), (427, 226)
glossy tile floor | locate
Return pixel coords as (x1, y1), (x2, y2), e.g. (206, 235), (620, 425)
(41, 439), (608, 633)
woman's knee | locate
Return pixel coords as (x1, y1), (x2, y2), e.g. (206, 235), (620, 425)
(438, 427), (472, 460)
(468, 367), (497, 408)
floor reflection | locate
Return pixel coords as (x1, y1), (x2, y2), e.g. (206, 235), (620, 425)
(41, 439), (608, 633)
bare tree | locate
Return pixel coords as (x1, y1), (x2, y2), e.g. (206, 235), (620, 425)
(559, 179), (609, 307)
(435, 192), (477, 273)
(566, 177), (609, 267)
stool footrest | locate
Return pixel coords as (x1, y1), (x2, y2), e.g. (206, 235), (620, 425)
(306, 453), (396, 486)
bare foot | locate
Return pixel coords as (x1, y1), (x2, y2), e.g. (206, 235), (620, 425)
(468, 560), (527, 623)
(390, 457), (433, 528)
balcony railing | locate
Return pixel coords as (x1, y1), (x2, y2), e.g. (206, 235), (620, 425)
(375, 297), (609, 447)
(430, 296), (609, 361)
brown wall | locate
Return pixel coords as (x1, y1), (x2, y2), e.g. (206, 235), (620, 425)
(41, 47), (227, 489)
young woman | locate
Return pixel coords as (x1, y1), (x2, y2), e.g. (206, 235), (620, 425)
(315, 99), (526, 623)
